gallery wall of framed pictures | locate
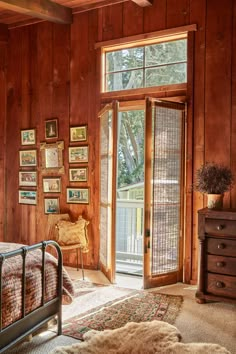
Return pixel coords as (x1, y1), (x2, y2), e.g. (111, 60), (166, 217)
(18, 121), (90, 213)
(68, 124), (89, 205)
(19, 128), (38, 205)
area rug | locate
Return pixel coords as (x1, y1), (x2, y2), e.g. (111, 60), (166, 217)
(62, 289), (183, 340)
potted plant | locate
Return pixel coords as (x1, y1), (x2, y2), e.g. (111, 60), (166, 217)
(195, 162), (234, 209)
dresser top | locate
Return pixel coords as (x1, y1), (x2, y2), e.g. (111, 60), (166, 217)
(198, 208), (236, 220)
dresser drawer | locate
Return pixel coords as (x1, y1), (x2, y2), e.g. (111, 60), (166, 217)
(207, 237), (236, 257)
(205, 218), (236, 236)
(206, 273), (236, 298)
(207, 255), (236, 276)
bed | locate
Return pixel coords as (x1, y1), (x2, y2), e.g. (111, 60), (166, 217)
(0, 240), (74, 353)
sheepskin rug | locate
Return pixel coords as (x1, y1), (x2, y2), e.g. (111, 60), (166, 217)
(50, 320), (230, 354)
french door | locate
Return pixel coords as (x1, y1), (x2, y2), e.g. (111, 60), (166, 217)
(99, 98), (186, 288)
(98, 102), (118, 283)
(143, 98), (185, 288)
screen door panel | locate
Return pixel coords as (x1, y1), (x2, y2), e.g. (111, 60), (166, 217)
(144, 99), (185, 288)
(152, 105), (183, 275)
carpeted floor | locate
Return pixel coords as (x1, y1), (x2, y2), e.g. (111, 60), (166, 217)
(3, 278), (236, 354)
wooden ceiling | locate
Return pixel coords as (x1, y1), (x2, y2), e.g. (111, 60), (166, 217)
(0, 0), (153, 28)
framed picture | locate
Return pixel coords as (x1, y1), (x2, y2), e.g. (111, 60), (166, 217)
(21, 129), (36, 145)
(40, 141), (64, 174)
(66, 188), (89, 204)
(19, 149), (37, 167)
(70, 125), (87, 142)
(44, 198), (60, 214)
(69, 146), (89, 164)
(45, 118), (58, 139)
(19, 190), (37, 205)
(19, 171), (37, 187)
(43, 177), (61, 193)
(69, 167), (88, 182)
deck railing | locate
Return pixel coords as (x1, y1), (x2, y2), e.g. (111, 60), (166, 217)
(116, 199), (143, 274)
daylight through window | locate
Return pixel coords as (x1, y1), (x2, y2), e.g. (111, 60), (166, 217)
(104, 38), (187, 92)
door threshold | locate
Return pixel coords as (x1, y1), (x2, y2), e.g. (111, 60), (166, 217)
(115, 272), (143, 290)
(116, 271), (142, 277)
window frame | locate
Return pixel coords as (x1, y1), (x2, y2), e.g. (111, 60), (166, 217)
(101, 32), (188, 95)
(103, 36), (187, 93)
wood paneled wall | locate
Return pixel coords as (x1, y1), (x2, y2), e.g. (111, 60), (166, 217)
(1, 0), (236, 282)
(0, 35), (7, 242)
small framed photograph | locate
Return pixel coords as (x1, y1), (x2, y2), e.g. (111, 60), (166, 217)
(43, 177), (61, 193)
(70, 125), (87, 142)
(19, 190), (37, 205)
(21, 129), (36, 145)
(19, 149), (37, 167)
(69, 167), (88, 182)
(67, 188), (89, 204)
(44, 198), (60, 214)
(40, 141), (64, 174)
(45, 118), (58, 139)
(69, 146), (89, 164)
(19, 171), (37, 187)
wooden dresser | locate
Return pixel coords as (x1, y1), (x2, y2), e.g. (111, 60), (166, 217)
(196, 208), (236, 304)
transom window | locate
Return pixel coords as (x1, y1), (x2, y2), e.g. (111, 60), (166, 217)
(103, 37), (187, 93)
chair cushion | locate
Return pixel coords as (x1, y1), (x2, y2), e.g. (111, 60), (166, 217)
(56, 216), (89, 252)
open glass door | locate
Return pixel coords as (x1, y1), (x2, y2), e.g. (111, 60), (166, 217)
(144, 98), (186, 289)
(99, 102), (118, 283)
(115, 102), (145, 276)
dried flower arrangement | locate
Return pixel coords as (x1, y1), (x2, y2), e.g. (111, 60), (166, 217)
(195, 162), (234, 195)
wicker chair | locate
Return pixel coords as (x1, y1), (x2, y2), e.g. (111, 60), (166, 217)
(47, 213), (89, 280)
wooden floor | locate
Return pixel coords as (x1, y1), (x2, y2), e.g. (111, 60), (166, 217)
(65, 266), (143, 289)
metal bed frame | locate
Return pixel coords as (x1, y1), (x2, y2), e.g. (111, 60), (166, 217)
(0, 240), (62, 353)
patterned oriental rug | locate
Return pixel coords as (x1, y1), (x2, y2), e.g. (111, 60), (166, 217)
(62, 285), (183, 341)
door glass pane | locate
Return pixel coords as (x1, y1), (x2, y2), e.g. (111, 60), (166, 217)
(116, 110), (145, 275)
(151, 106), (183, 275)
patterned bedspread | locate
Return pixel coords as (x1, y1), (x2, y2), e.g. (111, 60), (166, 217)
(0, 242), (75, 329)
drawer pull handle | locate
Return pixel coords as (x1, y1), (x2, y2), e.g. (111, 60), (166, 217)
(217, 243), (225, 249)
(216, 261), (224, 267)
(216, 225), (224, 231)
(216, 281), (224, 288)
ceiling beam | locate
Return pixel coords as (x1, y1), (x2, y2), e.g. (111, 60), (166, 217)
(73, 0), (128, 14)
(131, 0), (153, 6)
(0, 0), (72, 24)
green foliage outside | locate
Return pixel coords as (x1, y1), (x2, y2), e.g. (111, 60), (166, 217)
(117, 110), (144, 189)
(106, 39), (187, 91)
(114, 39), (187, 190)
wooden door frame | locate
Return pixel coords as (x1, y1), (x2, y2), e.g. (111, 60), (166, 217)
(98, 101), (118, 283)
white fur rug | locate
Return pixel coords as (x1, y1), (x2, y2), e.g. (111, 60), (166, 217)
(50, 320), (230, 354)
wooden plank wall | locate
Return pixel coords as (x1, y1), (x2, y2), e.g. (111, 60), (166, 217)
(0, 26), (7, 242)
(2, 0), (236, 282)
